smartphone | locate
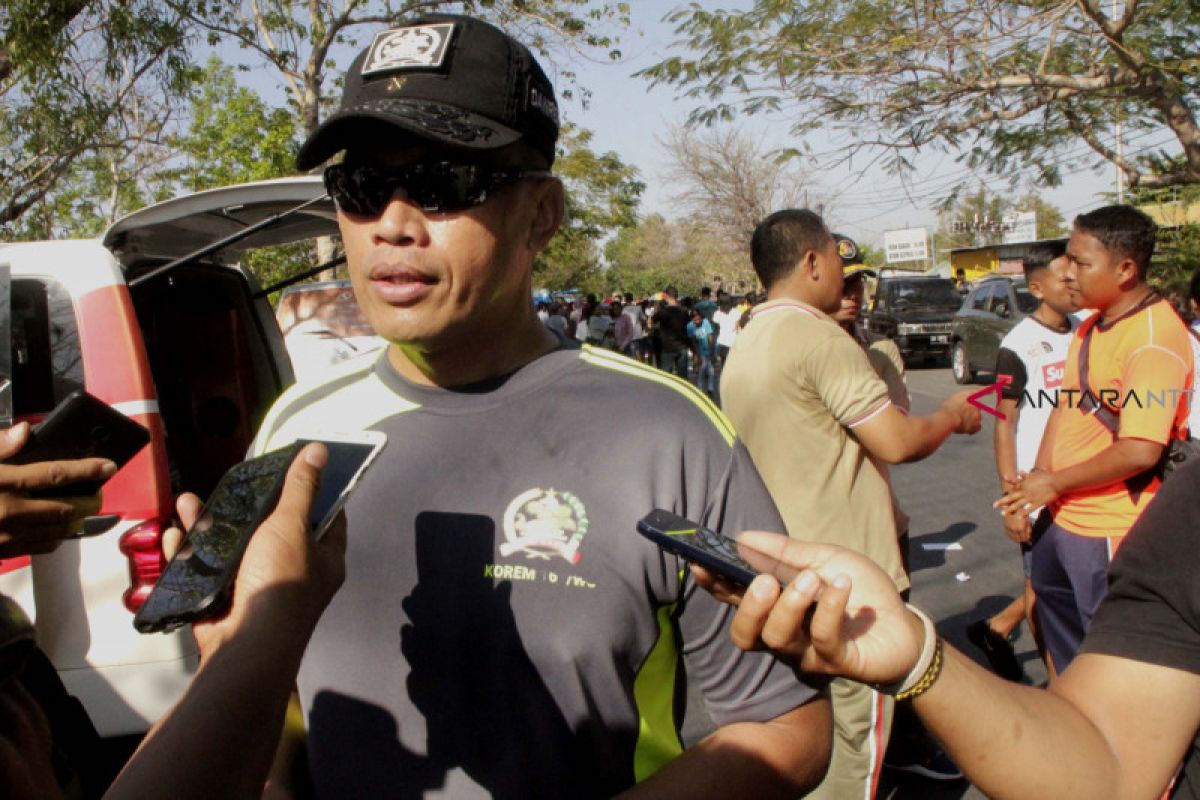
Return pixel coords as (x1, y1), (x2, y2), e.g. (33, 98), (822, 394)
(133, 433), (386, 634)
(5, 390), (150, 497)
(637, 508), (761, 587)
(298, 431), (386, 541)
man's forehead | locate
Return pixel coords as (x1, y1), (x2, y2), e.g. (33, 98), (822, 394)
(1049, 254), (1073, 272)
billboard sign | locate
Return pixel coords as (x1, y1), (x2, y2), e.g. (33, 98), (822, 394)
(1003, 211), (1037, 243)
(884, 227), (930, 263)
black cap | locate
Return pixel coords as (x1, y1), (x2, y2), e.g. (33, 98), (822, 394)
(832, 233), (861, 267)
(296, 14), (560, 170)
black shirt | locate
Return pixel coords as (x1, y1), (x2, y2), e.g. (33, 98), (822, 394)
(655, 305), (691, 352)
(1082, 457), (1200, 798)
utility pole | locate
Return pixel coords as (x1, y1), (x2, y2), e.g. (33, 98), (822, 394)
(1113, 0), (1126, 204)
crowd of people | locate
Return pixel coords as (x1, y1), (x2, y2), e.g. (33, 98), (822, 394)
(4, 11), (1200, 800)
(535, 287), (757, 400)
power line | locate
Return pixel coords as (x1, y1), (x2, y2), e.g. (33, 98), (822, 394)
(832, 130), (1179, 235)
(834, 127), (1173, 212)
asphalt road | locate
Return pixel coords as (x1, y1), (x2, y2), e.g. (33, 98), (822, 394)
(683, 363), (1042, 799)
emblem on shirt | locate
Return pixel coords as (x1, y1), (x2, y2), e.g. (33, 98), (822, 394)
(362, 24), (455, 76)
(500, 489), (589, 564)
(1042, 359), (1066, 389)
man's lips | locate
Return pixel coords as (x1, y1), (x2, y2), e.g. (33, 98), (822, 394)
(367, 266), (437, 304)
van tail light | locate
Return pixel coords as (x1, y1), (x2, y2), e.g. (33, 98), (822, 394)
(118, 518), (169, 613)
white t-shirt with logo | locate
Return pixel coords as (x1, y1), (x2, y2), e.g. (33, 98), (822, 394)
(994, 315), (1079, 472)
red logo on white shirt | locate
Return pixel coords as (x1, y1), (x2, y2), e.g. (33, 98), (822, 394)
(1042, 361), (1065, 388)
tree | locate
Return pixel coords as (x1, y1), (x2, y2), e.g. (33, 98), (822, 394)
(661, 125), (818, 243)
(604, 214), (755, 298)
(1013, 192), (1068, 240)
(640, 0), (1200, 192)
(936, 185), (1067, 256)
(170, 56), (298, 191)
(1131, 164), (1200, 294)
(535, 123), (643, 294)
(937, 185), (1013, 251)
(0, 0), (197, 233)
(182, 1), (629, 146)
(654, 125), (822, 290)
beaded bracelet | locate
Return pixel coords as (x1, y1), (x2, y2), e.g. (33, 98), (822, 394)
(895, 637), (944, 701)
(874, 604), (944, 700)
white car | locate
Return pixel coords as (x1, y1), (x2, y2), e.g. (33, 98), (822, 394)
(0, 177), (336, 743)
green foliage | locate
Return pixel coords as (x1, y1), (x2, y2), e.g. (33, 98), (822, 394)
(640, 0), (1200, 192)
(0, 0), (199, 234)
(0, 0), (632, 242)
(937, 186), (1066, 251)
(603, 214), (755, 298)
(185, 1), (630, 137)
(1123, 157), (1200, 295)
(168, 57), (298, 191)
(535, 123), (644, 294)
(1013, 193), (1067, 241)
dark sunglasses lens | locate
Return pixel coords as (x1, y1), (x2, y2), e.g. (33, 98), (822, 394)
(326, 164), (496, 215)
(325, 165), (383, 216)
(404, 166), (471, 212)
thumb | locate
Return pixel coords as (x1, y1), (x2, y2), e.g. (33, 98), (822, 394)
(267, 443), (327, 534)
(0, 422), (30, 461)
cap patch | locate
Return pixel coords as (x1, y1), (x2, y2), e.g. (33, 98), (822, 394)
(362, 24), (455, 75)
(837, 238), (858, 261)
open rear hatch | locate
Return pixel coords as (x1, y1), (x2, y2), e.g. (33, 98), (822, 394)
(102, 176), (338, 268)
(101, 177), (340, 497)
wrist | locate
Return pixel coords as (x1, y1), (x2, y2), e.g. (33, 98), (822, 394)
(874, 605), (942, 700)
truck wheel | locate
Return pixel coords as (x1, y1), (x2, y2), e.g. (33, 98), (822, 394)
(951, 341), (975, 384)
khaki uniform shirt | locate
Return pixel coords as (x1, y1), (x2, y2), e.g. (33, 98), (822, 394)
(721, 299), (909, 591)
(861, 334), (911, 538)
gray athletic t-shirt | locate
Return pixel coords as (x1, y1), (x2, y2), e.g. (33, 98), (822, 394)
(252, 343), (822, 799)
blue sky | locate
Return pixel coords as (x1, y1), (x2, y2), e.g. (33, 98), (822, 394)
(557, 1), (1154, 250)
(224, 1), (1167, 251)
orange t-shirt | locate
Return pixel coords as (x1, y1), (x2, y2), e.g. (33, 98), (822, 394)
(1050, 298), (1194, 537)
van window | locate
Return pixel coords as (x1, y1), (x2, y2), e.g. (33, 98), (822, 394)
(12, 278), (84, 417)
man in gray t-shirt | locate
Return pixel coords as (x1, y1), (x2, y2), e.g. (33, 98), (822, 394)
(251, 13), (830, 799)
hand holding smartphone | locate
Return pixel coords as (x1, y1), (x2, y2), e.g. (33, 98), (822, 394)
(637, 509), (766, 587)
(4, 390), (150, 497)
(134, 432), (385, 634)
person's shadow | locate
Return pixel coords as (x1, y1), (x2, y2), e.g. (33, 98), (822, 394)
(307, 512), (606, 799)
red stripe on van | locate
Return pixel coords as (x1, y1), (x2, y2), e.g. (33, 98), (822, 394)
(74, 286), (173, 520)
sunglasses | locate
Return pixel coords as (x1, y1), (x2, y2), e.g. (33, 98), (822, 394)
(323, 162), (552, 216)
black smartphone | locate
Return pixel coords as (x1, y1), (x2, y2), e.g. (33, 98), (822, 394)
(636, 508), (760, 587)
(5, 390), (150, 497)
(133, 433), (386, 634)
(133, 443), (302, 634)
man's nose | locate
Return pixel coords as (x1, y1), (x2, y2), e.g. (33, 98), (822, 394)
(374, 192), (431, 245)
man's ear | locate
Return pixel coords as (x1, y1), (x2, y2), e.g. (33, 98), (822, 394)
(527, 178), (565, 252)
(801, 249), (819, 280)
(1115, 256), (1140, 289)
